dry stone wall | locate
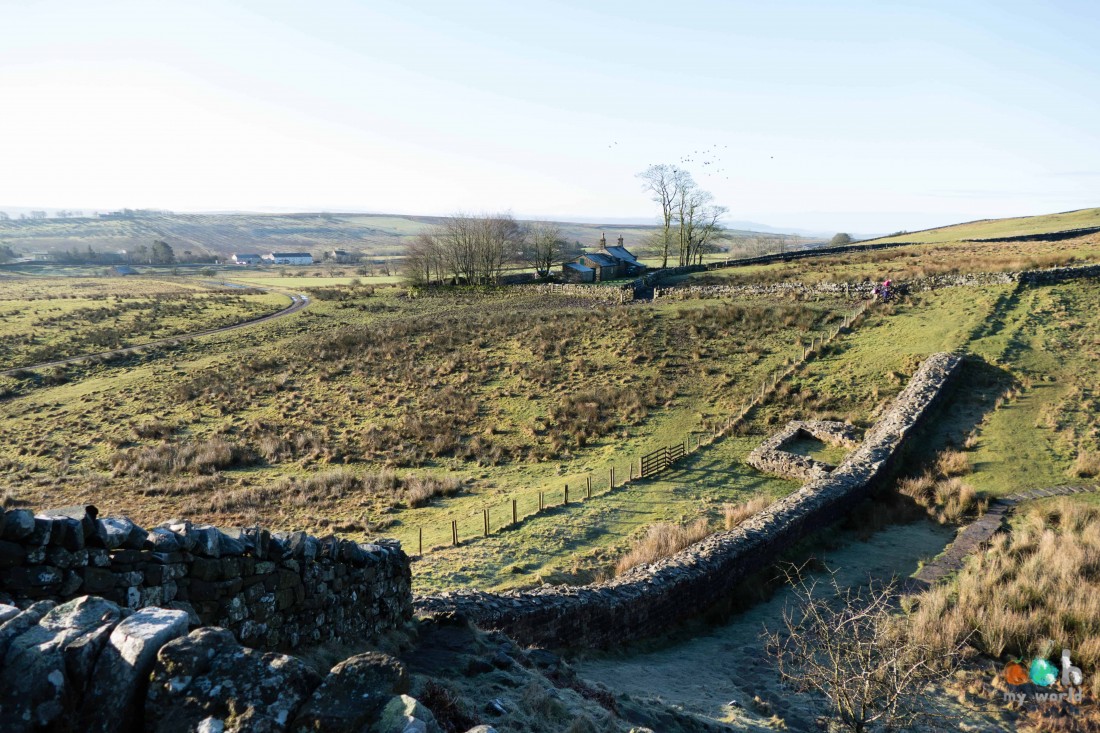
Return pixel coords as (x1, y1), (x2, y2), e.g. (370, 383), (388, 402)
(0, 511), (411, 651)
(656, 263), (1100, 301)
(416, 353), (963, 649)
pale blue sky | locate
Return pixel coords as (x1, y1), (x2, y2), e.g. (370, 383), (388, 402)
(2, 0), (1098, 232)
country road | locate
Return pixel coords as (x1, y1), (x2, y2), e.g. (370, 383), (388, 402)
(0, 291), (310, 377)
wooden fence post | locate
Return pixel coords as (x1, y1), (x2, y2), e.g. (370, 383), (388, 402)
(483, 508), (489, 537)
(451, 520), (458, 546)
(564, 484), (569, 505)
(587, 475), (592, 499)
(539, 492), (544, 511)
(630, 462), (635, 480)
(512, 498), (518, 525)
(419, 527), (423, 557)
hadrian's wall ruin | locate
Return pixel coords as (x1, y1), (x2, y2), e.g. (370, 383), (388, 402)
(0, 512), (411, 651)
(416, 352), (963, 648)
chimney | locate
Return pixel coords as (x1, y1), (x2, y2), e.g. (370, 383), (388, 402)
(617, 235), (624, 247)
(600, 233), (606, 248)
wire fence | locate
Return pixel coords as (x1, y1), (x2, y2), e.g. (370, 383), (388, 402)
(409, 301), (872, 558)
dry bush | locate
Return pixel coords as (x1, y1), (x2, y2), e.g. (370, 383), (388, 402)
(723, 496), (773, 529)
(615, 518), (711, 576)
(911, 498), (1100, 699)
(897, 449), (985, 524)
(112, 437), (255, 476)
(769, 569), (967, 732)
(935, 448), (970, 477)
(130, 419), (177, 440)
(1071, 450), (1100, 478)
(400, 474), (463, 508)
(417, 680), (478, 733)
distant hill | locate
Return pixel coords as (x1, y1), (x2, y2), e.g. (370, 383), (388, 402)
(0, 211), (816, 260)
(862, 207), (1100, 245)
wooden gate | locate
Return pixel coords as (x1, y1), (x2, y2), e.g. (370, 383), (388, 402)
(640, 442), (687, 478)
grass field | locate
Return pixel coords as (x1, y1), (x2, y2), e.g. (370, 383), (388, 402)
(0, 276), (287, 370)
(3, 220), (1100, 598)
(864, 206), (1100, 244)
(671, 231), (1100, 287)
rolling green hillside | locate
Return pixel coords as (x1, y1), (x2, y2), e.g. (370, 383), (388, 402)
(0, 211), (813, 261)
(865, 206), (1100, 245)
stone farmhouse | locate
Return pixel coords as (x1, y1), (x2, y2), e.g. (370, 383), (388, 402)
(562, 234), (644, 282)
(230, 253), (263, 265)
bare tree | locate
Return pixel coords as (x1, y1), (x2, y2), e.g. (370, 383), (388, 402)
(675, 185), (728, 266)
(404, 213), (524, 286)
(637, 164), (691, 269)
(522, 221), (575, 279)
(766, 567), (967, 733)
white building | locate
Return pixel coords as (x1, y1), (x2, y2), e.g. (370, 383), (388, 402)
(262, 252), (313, 265)
(231, 253), (263, 265)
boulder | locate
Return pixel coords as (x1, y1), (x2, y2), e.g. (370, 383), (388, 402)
(290, 652), (410, 732)
(95, 517), (136, 550)
(371, 695), (441, 733)
(39, 505), (98, 543)
(82, 606), (190, 733)
(148, 527), (183, 552)
(0, 600), (56, 660)
(3, 509), (35, 541)
(146, 627), (321, 733)
(0, 596), (121, 733)
(0, 603), (18, 624)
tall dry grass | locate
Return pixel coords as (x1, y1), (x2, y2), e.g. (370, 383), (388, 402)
(615, 518), (711, 576)
(911, 498), (1100, 698)
(1071, 450), (1100, 478)
(897, 448), (987, 524)
(723, 496), (773, 529)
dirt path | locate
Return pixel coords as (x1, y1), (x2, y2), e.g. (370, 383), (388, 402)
(906, 484), (1098, 590)
(574, 521), (958, 731)
(0, 291), (309, 376)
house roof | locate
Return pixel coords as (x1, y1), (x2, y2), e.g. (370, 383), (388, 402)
(583, 253), (619, 267)
(269, 252), (312, 258)
(605, 246), (639, 264)
(565, 262), (594, 273)
(233, 253), (262, 259)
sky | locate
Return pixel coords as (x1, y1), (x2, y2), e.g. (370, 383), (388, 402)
(1, 0), (1098, 233)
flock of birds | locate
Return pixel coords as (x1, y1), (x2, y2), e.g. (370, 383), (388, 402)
(605, 141), (773, 180)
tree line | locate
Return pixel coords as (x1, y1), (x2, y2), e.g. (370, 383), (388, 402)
(403, 213), (581, 286)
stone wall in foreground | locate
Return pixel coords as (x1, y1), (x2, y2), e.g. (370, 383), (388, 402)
(0, 512), (411, 650)
(416, 353), (963, 649)
(0, 596), (446, 733)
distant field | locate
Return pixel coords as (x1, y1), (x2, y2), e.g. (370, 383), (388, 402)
(0, 276), (286, 370)
(865, 206), (1100, 244)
